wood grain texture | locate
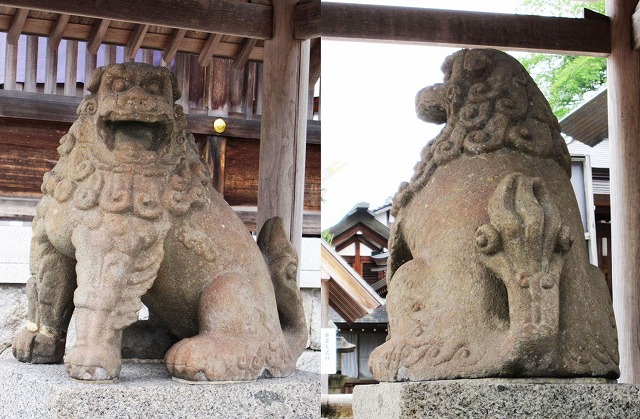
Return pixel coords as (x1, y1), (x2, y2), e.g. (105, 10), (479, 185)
(233, 38), (257, 70)
(125, 24), (148, 59)
(162, 28), (186, 65)
(322, 3), (611, 56)
(7, 8), (28, 45)
(0, 90), (321, 142)
(0, 0), (272, 39)
(295, 0), (320, 40)
(24, 35), (38, 92)
(257, 0), (310, 256)
(607, 0), (640, 384)
(309, 38), (320, 88)
(198, 33), (222, 67)
(87, 19), (110, 54)
(3, 41), (17, 90)
(48, 13), (69, 49)
(63, 39), (77, 96)
(224, 138), (320, 212)
(0, 14), (265, 62)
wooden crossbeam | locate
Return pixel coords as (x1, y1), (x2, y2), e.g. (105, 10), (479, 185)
(233, 38), (257, 70)
(125, 24), (148, 59)
(0, 90), (321, 144)
(0, 0), (272, 39)
(87, 19), (110, 54)
(322, 3), (611, 56)
(0, 15), (265, 61)
(162, 28), (186, 64)
(295, 0), (320, 39)
(7, 8), (28, 45)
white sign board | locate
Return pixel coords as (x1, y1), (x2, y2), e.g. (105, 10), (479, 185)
(320, 328), (337, 374)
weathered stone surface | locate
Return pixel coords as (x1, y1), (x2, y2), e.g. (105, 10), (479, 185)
(297, 349), (321, 373)
(0, 358), (320, 418)
(370, 49), (618, 381)
(353, 380), (640, 418)
(302, 287), (322, 350)
(0, 285), (27, 352)
(12, 63), (308, 383)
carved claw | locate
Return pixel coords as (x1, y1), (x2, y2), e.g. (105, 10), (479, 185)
(475, 173), (573, 341)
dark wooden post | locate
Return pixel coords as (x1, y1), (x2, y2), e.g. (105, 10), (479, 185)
(257, 0), (310, 256)
(607, 0), (640, 383)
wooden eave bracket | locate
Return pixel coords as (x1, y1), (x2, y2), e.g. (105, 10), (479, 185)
(87, 19), (110, 54)
(125, 24), (148, 59)
(232, 38), (257, 70)
(321, 2), (611, 56)
(162, 28), (186, 64)
(633, 2), (640, 50)
(198, 33), (223, 67)
(7, 8), (28, 45)
(295, 0), (320, 39)
(48, 13), (69, 50)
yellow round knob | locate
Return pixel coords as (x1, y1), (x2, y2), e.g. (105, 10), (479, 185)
(213, 118), (226, 134)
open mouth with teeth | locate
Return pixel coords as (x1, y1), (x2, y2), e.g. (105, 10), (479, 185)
(99, 118), (172, 154)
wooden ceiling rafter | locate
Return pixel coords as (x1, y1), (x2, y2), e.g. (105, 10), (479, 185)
(198, 33), (223, 67)
(161, 28), (186, 64)
(233, 38), (257, 70)
(308, 38), (320, 87)
(0, 12), (265, 62)
(47, 12), (69, 50)
(7, 8), (28, 45)
(322, 2), (612, 56)
(125, 24), (148, 60)
(0, 1), (272, 39)
(87, 19), (110, 55)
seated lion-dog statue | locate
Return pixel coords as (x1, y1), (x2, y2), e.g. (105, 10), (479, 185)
(12, 63), (307, 383)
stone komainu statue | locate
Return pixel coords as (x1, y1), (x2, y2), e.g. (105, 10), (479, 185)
(370, 49), (619, 381)
(12, 63), (307, 382)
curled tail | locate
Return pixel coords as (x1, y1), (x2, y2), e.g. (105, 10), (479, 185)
(257, 217), (308, 362)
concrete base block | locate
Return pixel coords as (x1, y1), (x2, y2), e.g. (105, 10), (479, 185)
(353, 379), (640, 418)
(0, 358), (319, 418)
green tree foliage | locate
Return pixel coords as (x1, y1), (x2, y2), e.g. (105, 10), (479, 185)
(517, 0), (606, 119)
(321, 229), (334, 245)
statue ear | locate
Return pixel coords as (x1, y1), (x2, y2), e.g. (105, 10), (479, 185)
(170, 71), (182, 102)
(86, 67), (105, 94)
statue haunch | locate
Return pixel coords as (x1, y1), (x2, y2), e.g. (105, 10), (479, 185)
(370, 49), (619, 381)
(12, 63), (307, 382)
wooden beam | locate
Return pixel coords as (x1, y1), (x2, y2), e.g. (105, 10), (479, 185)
(295, 0), (320, 40)
(162, 28), (186, 65)
(0, 15), (265, 62)
(87, 19), (110, 54)
(0, 0), (272, 39)
(125, 24), (148, 60)
(257, 0), (310, 257)
(322, 3), (612, 56)
(7, 8), (28, 45)
(233, 38), (257, 70)
(0, 90), (321, 143)
(608, 0), (640, 384)
(198, 33), (223, 67)
(633, 2), (640, 50)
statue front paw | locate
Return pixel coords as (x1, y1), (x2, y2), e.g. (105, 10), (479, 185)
(65, 344), (121, 381)
(165, 334), (281, 382)
(13, 328), (65, 364)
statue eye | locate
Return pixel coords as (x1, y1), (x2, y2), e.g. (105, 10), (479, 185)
(112, 78), (128, 92)
(145, 82), (161, 95)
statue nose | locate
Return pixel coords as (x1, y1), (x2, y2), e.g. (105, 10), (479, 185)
(117, 87), (155, 111)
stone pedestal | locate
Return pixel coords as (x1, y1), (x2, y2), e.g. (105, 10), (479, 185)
(0, 358), (319, 418)
(353, 379), (640, 418)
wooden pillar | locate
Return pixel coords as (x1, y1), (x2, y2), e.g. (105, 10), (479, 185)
(607, 0), (640, 384)
(257, 0), (310, 257)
